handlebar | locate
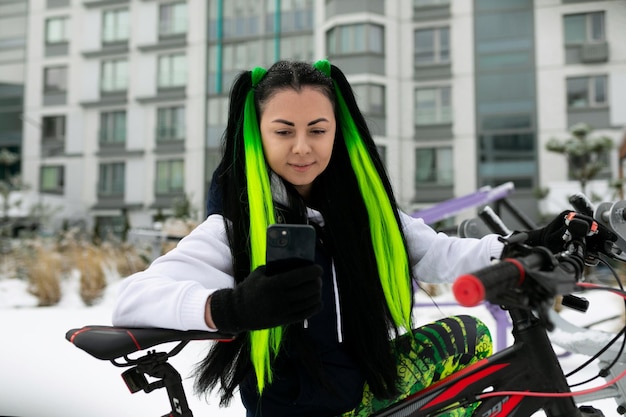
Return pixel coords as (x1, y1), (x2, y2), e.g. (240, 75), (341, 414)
(453, 247), (582, 308)
(453, 215), (592, 328)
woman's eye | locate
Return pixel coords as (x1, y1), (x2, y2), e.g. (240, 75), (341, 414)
(311, 129), (326, 135)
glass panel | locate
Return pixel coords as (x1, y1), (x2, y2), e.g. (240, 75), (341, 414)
(115, 112), (126, 142)
(414, 0), (450, 6)
(482, 115), (531, 130)
(117, 60), (128, 90)
(171, 160), (184, 190)
(44, 67), (67, 91)
(102, 9), (129, 43)
(157, 106), (185, 140)
(99, 163), (124, 195)
(160, 3), (188, 35)
(158, 54), (186, 87)
(437, 148), (452, 184)
(415, 89), (436, 125)
(415, 29), (434, 64)
(590, 12), (604, 41)
(415, 148), (435, 182)
(439, 27), (449, 62)
(41, 166), (62, 190)
(370, 85), (384, 114)
(368, 24), (383, 54)
(564, 14), (585, 44)
(327, 28), (336, 55)
(173, 54), (186, 85)
(566, 77), (588, 108)
(155, 161), (168, 193)
(440, 87), (451, 123)
(594, 75), (606, 105)
(42, 115), (65, 139)
(415, 147), (453, 185)
(339, 26), (352, 53)
(112, 163), (124, 193)
(101, 60), (128, 92)
(100, 111), (126, 143)
(156, 160), (184, 193)
(46, 17), (67, 43)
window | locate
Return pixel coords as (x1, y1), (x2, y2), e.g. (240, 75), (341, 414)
(280, 35), (314, 62)
(352, 84), (385, 116)
(207, 97), (228, 146)
(415, 147), (453, 186)
(156, 159), (184, 194)
(42, 115), (66, 141)
(414, 27), (449, 66)
(159, 2), (187, 37)
(567, 75), (607, 108)
(280, 0), (313, 33)
(222, 0), (261, 38)
(414, 0), (450, 6)
(102, 8), (129, 43)
(44, 66), (67, 92)
(156, 106), (185, 141)
(45, 17), (68, 44)
(101, 59), (128, 93)
(415, 87), (451, 125)
(98, 162), (125, 196)
(40, 165), (64, 194)
(479, 133), (535, 187)
(158, 54), (186, 88)
(327, 23), (384, 55)
(100, 111), (126, 144)
(564, 12), (605, 44)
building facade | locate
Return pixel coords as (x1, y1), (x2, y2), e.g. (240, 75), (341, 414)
(0, 0), (28, 185)
(16, 0), (626, 236)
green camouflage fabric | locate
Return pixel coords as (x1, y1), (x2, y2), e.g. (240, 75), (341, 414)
(341, 315), (492, 417)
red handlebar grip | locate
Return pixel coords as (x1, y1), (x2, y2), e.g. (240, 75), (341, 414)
(453, 275), (486, 307)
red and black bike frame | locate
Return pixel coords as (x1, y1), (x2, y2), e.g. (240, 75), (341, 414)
(374, 307), (584, 417)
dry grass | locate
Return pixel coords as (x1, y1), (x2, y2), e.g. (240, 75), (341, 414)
(100, 241), (149, 278)
(2, 229), (153, 307)
(23, 243), (63, 306)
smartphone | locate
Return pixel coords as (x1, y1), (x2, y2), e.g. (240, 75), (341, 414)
(266, 224), (316, 275)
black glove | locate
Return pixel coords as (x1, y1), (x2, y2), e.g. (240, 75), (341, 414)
(523, 210), (616, 255)
(210, 264), (323, 334)
(523, 210), (570, 253)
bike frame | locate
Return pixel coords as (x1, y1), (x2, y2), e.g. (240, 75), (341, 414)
(373, 306), (599, 417)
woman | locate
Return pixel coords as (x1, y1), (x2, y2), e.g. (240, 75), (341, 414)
(113, 60), (565, 416)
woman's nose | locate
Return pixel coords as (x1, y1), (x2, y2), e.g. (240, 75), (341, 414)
(292, 134), (311, 154)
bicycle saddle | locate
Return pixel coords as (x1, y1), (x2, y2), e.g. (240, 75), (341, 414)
(66, 325), (235, 361)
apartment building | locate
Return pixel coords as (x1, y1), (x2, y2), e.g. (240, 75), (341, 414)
(0, 0), (28, 186)
(16, 0), (626, 236)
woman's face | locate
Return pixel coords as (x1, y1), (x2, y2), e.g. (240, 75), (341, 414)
(259, 86), (336, 199)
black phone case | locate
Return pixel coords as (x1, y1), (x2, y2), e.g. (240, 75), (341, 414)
(266, 224), (316, 275)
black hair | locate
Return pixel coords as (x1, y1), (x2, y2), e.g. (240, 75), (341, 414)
(194, 60), (411, 405)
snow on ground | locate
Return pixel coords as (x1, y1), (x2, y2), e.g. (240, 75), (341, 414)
(1, 275), (625, 416)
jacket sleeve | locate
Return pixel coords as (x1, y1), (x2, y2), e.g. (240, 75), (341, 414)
(400, 212), (504, 284)
(112, 214), (234, 331)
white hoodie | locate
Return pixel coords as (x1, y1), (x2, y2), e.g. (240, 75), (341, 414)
(112, 210), (503, 333)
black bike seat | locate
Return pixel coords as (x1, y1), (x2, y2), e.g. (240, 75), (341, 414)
(66, 325), (235, 361)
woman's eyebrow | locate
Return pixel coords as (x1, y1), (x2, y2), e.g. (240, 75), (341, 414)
(308, 118), (329, 126)
(271, 119), (294, 126)
(270, 117), (330, 126)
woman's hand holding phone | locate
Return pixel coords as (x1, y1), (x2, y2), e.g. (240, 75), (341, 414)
(210, 264), (323, 334)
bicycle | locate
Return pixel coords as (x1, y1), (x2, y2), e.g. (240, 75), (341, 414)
(66, 198), (626, 417)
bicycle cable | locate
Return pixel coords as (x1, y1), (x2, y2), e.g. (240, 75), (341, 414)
(563, 265), (626, 388)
